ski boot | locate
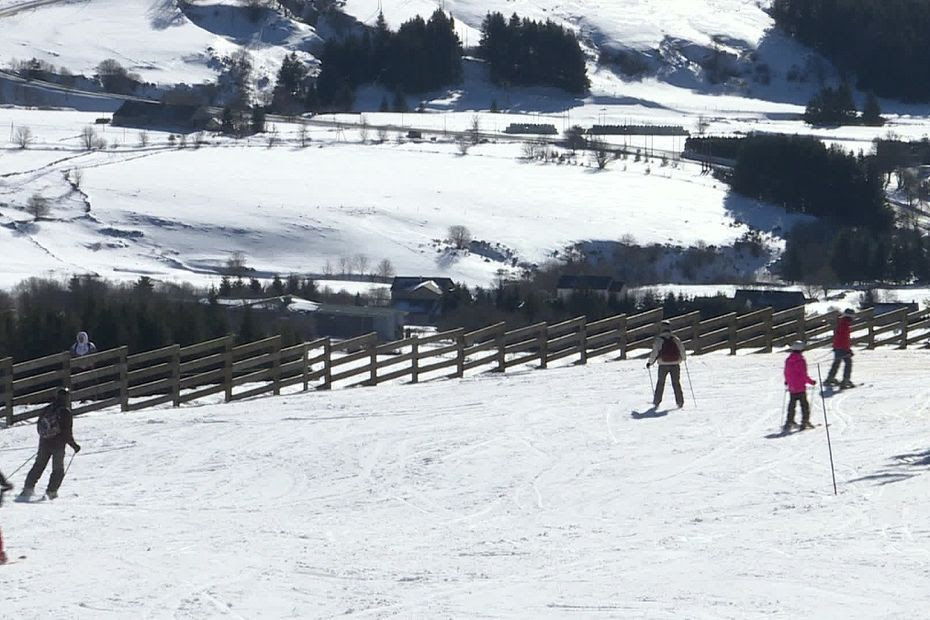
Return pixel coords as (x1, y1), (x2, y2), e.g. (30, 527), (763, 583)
(839, 380), (855, 389)
(16, 487), (33, 501)
(823, 378), (839, 387)
(782, 420), (795, 433)
(45, 491), (57, 500)
(800, 420), (815, 430)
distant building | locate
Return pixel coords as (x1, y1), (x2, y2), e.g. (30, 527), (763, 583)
(556, 275), (626, 302)
(504, 123), (558, 135)
(869, 301), (919, 316)
(733, 289), (806, 311)
(112, 101), (212, 133)
(390, 276), (456, 324)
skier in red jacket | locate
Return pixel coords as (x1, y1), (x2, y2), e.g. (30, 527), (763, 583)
(825, 308), (855, 388)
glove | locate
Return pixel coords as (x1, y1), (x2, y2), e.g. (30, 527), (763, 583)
(645, 362), (651, 369)
(0, 481), (12, 492)
(71, 443), (81, 453)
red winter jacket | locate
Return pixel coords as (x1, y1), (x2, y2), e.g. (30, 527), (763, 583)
(833, 317), (852, 350)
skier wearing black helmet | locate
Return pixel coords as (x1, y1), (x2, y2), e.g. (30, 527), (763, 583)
(19, 388), (81, 501)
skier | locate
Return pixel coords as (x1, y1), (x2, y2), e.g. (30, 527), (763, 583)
(646, 321), (687, 408)
(70, 331), (97, 357)
(0, 470), (13, 564)
(783, 341), (816, 432)
(19, 388), (81, 501)
(824, 308), (855, 388)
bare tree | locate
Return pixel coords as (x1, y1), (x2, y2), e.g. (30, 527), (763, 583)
(266, 126), (279, 148)
(14, 126), (34, 149)
(338, 255), (353, 275)
(192, 132), (206, 149)
(376, 258), (395, 279)
(26, 194), (51, 220)
(298, 124), (310, 147)
(590, 138), (612, 170)
(69, 168), (83, 189)
(521, 141), (540, 160)
(469, 115), (481, 144)
(359, 115), (369, 143)
(178, 134), (188, 149)
(696, 115), (710, 135)
(323, 259), (334, 276)
(81, 126), (99, 150)
(354, 253), (370, 275)
(226, 250), (248, 277)
(376, 126), (388, 143)
(448, 225), (472, 250)
(138, 131), (149, 147)
(456, 135), (471, 155)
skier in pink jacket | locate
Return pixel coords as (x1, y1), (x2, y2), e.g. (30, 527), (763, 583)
(783, 341), (816, 432)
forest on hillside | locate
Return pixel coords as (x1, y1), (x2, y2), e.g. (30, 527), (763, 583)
(771, 0), (930, 101)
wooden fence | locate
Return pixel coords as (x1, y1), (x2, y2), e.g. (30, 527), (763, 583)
(2, 305), (928, 426)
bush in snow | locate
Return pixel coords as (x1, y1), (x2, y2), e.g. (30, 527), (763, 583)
(26, 194), (51, 220)
(448, 225), (472, 250)
(14, 126), (34, 149)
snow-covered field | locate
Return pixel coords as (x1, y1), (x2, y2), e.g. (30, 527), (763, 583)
(2, 349), (930, 617)
(0, 108), (802, 288)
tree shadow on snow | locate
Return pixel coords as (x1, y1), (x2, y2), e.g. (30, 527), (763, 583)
(848, 448), (930, 486)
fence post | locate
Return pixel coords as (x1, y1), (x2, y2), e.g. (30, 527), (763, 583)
(496, 325), (507, 372)
(224, 335), (234, 402)
(302, 343), (310, 392)
(579, 317), (588, 365)
(272, 335), (282, 395)
(171, 344), (181, 407)
(411, 338), (420, 384)
(691, 313), (702, 356)
(796, 308), (805, 342)
(538, 324), (548, 369)
(899, 310), (909, 350)
(763, 307), (774, 353)
(321, 339), (332, 390)
(368, 335), (377, 386)
(728, 314), (737, 355)
(118, 346), (129, 411)
(1, 357), (12, 427)
(618, 315), (628, 360)
(455, 331), (465, 378)
(62, 353), (72, 393)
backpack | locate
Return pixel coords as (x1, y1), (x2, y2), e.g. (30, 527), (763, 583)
(37, 406), (62, 440)
(659, 337), (680, 363)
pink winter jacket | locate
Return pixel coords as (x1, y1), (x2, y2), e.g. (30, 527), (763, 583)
(784, 352), (815, 394)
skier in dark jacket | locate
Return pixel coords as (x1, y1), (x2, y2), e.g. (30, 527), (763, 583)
(19, 388), (81, 501)
(646, 321), (687, 408)
(824, 309), (855, 388)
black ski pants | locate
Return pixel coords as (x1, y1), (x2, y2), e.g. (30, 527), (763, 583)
(786, 392), (811, 425)
(826, 348), (852, 383)
(24, 441), (66, 494)
(654, 364), (684, 407)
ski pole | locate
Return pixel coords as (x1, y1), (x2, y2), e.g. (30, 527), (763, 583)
(7, 451), (36, 478)
(816, 363), (838, 495)
(684, 359), (697, 406)
(647, 364), (654, 398)
(63, 453), (77, 479)
(782, 388), (788, 423)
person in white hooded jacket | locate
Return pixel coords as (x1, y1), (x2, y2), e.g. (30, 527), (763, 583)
(70, 331), (97, 357)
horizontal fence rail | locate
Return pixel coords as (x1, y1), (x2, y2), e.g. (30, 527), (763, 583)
(2, 305), (927, 425)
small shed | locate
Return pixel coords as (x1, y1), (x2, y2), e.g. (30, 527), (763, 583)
(390, 276), (456, 324)
(733, 289), (806, 311)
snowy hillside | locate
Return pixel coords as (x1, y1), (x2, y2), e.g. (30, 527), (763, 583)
(2, 349), (930, 616)
(0, 0), (320, 88)
(0, 108), (803, 288)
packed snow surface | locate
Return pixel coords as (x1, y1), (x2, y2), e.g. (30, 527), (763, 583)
(2, 349), (930, 617)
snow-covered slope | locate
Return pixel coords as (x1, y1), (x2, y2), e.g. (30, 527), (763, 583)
(2, 349), (929, 616)
(0, 0), (320, 88)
